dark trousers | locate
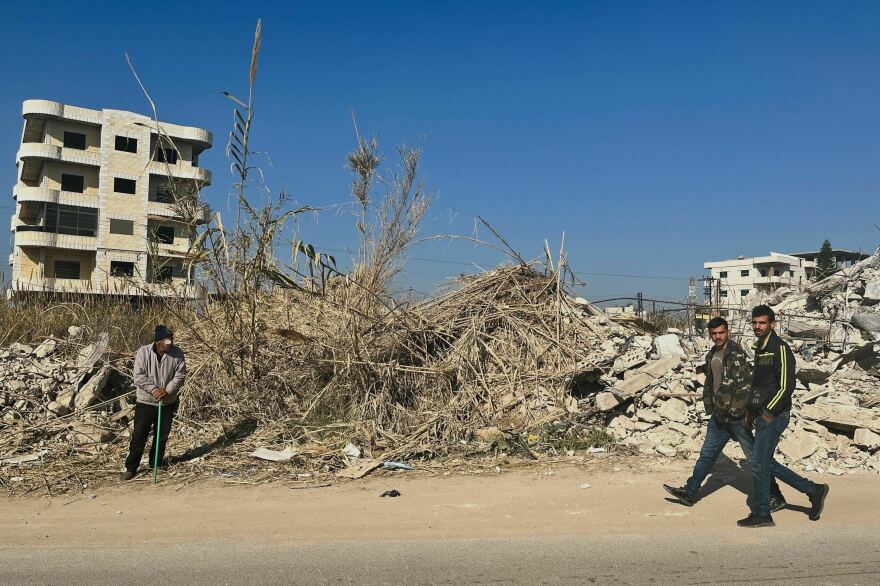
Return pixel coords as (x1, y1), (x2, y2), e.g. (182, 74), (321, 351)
(685, 415), (784, 499)
(752, 411), (816, 516)
(125, 402), (178, 472)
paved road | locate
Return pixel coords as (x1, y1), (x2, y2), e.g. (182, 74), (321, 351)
(2, 528), (878, 585)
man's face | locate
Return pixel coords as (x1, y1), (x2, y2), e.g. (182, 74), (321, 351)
(752, 315), (773, 338)
(709, 325), (729, 348)
(156, 337), (173, 352)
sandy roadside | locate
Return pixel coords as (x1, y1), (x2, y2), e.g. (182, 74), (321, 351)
(2, 458), (878, 547)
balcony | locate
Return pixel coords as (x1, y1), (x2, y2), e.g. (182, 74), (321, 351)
(13, 185), (99, 208)
(22, 100), (102, 125)
(18, 142), (101, 167)
(14, 228), (98, 251)
(148, 161), (211, 184)
(9, 276), (203, 298)
(147, 201), (211, 224)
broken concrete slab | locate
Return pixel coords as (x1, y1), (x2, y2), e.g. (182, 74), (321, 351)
(595, 392), (621, 412)
(778, 428), (820, 462)
(607, 356), (681, 399)
(799, 403), (880, 433)
(654, 334), (686, 359)
(74, 364), (112, 411)
(851, 313), (880, 341)
(854, 428), (880, 451)
(658, 398), (689, 423)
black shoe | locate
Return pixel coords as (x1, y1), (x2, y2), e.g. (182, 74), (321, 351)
(808, 484), (829, 521)
(663, 484), (695, 507)
(770, 494), (787, 513)
(737, 513), (775, 528)
(120, 470), (136, 481)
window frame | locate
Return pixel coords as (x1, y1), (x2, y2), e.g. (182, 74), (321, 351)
(114, 135), (138, 153)
(113, 178), (137, 195)
(63, 131), (87, 150)
(53, 260), (81, 280)
(109, 219), (134, 235)
(110, 261), (135, 277)
(60, 173), (85, 193)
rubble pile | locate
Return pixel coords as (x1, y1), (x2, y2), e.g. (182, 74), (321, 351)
(594, 250), (880, 475)
(0, 328), (132, 454)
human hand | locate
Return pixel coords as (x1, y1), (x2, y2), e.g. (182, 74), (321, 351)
(761, 412), (774, 423)
(152, 388), (168, 400)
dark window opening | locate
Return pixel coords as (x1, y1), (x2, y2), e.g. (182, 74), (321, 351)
(155, 186), (175, 203)
(53, 260), (81, 279)
(720, 290), (728, 298)
(740, 269), (750, 277)
(154, 226), (175, 244)
(115, 135), (138, 153)
(741, 289), (750, 297)
(44, 203), (97, 237)
(154, 265), (174, 282)
(114, 178), (137, 194)
(719, 271), (728, 278)
(110, 261), (135, 277)
(61, 173), (85, 193)
(63, 132), (86, 150)
(109, 219), (134, 235)
(156, 147), (178, 164)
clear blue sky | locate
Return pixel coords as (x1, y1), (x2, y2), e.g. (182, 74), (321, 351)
(2, 1), (879, 302)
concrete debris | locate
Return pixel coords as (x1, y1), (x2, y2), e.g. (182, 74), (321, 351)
(654, 334), (686, 359)
(657, 398), (690, 423)
(853, 428), (880, 451)
(1, 329), (132, 453)
(595, 392), (621, 412)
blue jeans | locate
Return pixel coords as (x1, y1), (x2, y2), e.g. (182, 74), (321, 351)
(752, 410), (816, 516)
(685, 415), (759, 496)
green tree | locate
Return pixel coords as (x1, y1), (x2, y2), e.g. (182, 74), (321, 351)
(815, 239), (837, 280)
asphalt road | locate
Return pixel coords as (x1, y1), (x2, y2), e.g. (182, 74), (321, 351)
(2, 528), (879, 585)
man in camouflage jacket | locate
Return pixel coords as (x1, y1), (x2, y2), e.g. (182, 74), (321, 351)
(664, 316), (784, 508)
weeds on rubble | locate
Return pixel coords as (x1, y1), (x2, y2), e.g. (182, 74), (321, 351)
(540, 421), (617, 452)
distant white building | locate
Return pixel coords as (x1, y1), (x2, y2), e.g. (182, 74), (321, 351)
(703, 252), (815, 309)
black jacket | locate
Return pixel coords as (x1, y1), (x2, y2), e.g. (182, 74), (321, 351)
(750, 330), (796, 417)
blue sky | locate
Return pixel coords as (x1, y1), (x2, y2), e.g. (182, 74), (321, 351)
(2, 1), (879, 302)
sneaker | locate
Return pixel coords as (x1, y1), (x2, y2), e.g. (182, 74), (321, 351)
(770, 494), (787, 513)
(663, 484), (695, 507)
(120, 470), (136, 481)
(737, 513), (775, 528)
(808, 484), (829, 521)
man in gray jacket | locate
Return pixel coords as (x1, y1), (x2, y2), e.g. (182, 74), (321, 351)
(122, 325), (186, 480)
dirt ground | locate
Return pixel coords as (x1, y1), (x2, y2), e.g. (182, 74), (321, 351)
(2, 456), (878, 547)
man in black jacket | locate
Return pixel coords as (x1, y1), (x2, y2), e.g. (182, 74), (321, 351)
(737, 305), (829, 528)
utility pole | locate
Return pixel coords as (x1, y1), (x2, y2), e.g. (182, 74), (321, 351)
(636, 292), (644, 317)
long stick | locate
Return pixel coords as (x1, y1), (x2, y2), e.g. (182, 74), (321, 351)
(153, 402), (163, 484)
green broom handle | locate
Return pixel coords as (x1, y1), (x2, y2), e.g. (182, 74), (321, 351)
(153, 402), (163, 484)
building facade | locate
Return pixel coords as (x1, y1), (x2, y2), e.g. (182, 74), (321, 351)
(8, 99), (211, 297)
(703, 252), (816, 309)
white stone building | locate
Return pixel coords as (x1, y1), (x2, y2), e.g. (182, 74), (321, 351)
(8, 99), (212, 298)
(703, 252), (816, 309)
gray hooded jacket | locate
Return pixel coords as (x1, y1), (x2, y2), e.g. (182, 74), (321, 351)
(132, 343), (186, 405)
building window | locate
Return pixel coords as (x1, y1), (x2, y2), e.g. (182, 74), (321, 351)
(719, 271), (728, 278)
(719, 290), (728, 298)
(740, 269), (750, 277)
(156, 147), (178, 165)
(61, 173), (85, 193)
(44, 203), (98, 237)
(759, 269), (767, 277)
(153, 226), (175, 244)
(63, 132), (87, 150)
(109, 219), (134, 235)
(115, 136), (138, 153)
(741, 289), (750, 296)
(110, 261), (135, 277)
(114, 178), (137, 194)
(789, 270), (794, 277)
(153, 265), (174, 282)
(155, 186), (175, 203)
(53, 260), (81, 279)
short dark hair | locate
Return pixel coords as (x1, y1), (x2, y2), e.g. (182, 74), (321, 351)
(752, 304), (775, 322)
(707, 317), (728, 331)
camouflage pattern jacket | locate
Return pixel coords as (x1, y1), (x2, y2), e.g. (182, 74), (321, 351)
(703, 340), (753, 422)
